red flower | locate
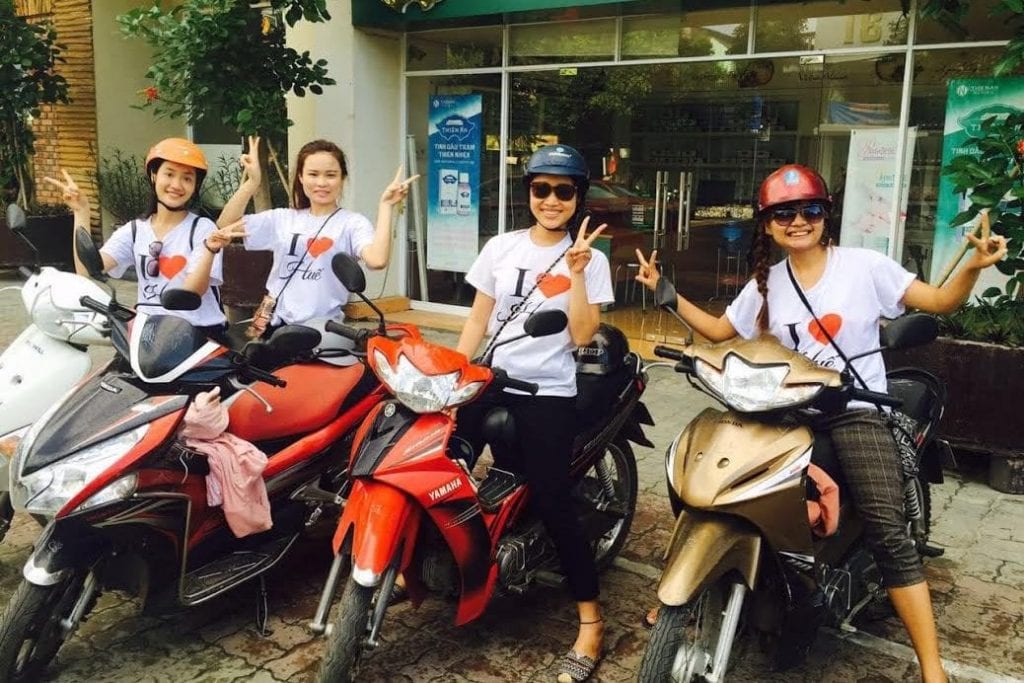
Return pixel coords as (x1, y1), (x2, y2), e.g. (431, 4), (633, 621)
(143, 86), (159, 103)
(1017, 139), (1024, 158)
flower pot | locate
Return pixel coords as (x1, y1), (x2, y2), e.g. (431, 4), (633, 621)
(220, 243), (272, 312)
(885, 337), (1024, 493)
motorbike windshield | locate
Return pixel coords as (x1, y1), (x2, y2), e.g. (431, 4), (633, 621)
(136, 315), (211, 378)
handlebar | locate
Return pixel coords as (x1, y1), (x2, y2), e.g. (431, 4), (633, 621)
(18, 266), (34, 279)
(242, 364), (287, 388)
(79, 295), (108, 315)
(491, 368), (539, 395)
(325, 320), (368, 343)
(849, 387), (903, 409)
(653, 345), (685, 361)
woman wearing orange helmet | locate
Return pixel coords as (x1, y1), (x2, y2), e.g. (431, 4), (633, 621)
(45, 138), (238, 336)
(635, 164), (1008, 682)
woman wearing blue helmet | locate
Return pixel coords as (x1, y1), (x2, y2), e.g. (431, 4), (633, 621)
(455, 145), (615, 681)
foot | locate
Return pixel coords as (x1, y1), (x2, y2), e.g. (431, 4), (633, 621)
(567, 618), (603, 665)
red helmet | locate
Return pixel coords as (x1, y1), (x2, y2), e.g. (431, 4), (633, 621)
(757, 164), (830, 213)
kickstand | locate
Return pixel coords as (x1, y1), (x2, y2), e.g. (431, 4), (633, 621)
(254, 575), (273, 638)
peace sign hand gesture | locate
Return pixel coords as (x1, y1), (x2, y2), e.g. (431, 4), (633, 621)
(634, 248), (661, 291)
(205, 219), (248, 253)
(43, 169), (90, 214)
(380, 166), (420, 207)
(966, 210), (1010, 270)
(239, 135), (261, 191)
(565, 216), (607, 275)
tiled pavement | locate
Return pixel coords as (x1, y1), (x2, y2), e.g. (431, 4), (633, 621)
(0, 272), (1021, 682)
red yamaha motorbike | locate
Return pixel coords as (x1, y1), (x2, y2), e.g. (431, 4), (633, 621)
(0, 240), (401, 682)
(310, 254), (654, 682)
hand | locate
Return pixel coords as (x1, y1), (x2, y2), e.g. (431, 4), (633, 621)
(380, 166), (419, 207)
(966, 210), (1010, 270)
(565, 215), (607, 275)
(43, 169), (90, 214)
(239, 135), (261, 190)
(634, 248), (661, 291)
(205, 219), (248, 253)
(194, 386), (221, 410)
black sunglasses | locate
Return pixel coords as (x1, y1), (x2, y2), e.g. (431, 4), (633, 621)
(530, 181), (577, 201)
(145, 240), (163, 278)
(769, 203), (827, 226)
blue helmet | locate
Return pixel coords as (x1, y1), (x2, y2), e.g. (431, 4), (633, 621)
(525, 144), (590, 196)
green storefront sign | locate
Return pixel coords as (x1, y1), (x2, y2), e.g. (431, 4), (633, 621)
(357, 0), (639, 27)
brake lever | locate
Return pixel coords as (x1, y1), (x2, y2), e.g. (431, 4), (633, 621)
(228, 377), (273, 413)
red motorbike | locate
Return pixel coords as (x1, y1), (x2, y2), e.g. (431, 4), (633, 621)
(0, 242), (403, 682)
(310, 255), (653, 682)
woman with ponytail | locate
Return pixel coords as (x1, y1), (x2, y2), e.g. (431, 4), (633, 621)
(635, 164), (1008, 682)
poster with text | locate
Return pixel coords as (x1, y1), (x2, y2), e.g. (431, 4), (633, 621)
(931, 77), (1024, 285)
(427, 94), (482, 273)
(840, 127), (915, 255)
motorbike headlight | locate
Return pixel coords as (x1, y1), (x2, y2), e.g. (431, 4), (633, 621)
(373, 350), (485, 414)
(695, 355), (822, 412)
(0, 426), (29, 462)
(13, 425), (146, 516)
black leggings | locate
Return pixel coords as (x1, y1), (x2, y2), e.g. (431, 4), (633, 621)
(454, 391), (599, 602)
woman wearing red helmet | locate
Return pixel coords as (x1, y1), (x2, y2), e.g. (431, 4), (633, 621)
(635, 163), (1008, 682)
(45, 138), (236, 337)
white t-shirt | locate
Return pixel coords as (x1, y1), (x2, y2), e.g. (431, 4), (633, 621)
(101, 213), (226, 327)
(243, 208), (375, 325)
(466, 229), (615, 397)
(726, 246), (916, 407)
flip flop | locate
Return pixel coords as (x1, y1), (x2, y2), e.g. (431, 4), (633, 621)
(557, 649), (600, 683)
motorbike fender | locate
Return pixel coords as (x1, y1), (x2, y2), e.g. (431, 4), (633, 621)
(22, 519), (108, 587)
(657, 508), (761, 607)
(0, 325), (91, 437)
(333, 479), (421, 588)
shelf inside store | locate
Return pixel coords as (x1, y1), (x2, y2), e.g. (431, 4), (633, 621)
(631, 161), (785, 169)
(632, 130), (800, 138)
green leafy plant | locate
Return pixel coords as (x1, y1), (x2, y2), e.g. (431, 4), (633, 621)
(0, 0), (70, 208)
(118, 0), (335, 211)
(94, 149), (151, 225)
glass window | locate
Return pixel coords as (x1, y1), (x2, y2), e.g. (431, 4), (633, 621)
(510, 19), (616, 65)
(406, 74), (501, 306)
(916, 3), (1018, 44)
(622, 8), (750, 59)
(406, 27), (502, 71)
(754, 0), (906, 53)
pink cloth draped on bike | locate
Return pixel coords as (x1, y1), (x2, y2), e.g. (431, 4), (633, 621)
(179, 388), (272, 538)
(807, 463), (839, 537)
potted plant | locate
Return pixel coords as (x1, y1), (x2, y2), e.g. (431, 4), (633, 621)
(0, 0), (71, 268)
(886, 110), (1024, 493)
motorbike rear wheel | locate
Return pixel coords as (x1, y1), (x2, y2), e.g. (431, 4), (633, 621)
(0, 571), (89, 682)
(638, 577), (733, 683)
(317, 574), (375, 683)
(580, 439), (638, 571)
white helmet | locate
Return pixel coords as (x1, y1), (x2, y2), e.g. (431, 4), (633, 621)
(304, 318), (359, 366)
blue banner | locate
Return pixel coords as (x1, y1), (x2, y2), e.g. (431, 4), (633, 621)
(427, 94), (482, 273)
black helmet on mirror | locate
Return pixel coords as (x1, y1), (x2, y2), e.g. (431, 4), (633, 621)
(576, 323), (629, 375)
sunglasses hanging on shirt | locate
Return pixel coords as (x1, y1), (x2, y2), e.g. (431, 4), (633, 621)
(530, 181), (577, 201)
(145, 240), (163, 278)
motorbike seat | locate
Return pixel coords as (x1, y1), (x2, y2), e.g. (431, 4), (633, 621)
(885, 368), (945, 426)
(227, 363), (364, 442)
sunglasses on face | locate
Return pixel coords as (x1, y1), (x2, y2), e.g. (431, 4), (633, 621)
(769, 203), (827, 226)
(145, 240), (163, 278)
(529, 181), (577, 201)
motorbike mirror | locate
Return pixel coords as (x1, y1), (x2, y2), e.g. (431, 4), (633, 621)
(75, 228), (107, 280)
(331, 253), (366, 294)
(881, 313), (938, 350)
(267, 324), (322, 353)
(524, 310), (568, 338)
(159, 288), (202, 311)
(5, 203), (26, 232)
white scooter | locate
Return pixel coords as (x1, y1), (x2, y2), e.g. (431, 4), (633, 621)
(0, 204), (111, 540)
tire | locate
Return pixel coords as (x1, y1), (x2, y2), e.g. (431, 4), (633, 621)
(0, 493), (12, 543)
(317, 575), (375, 683)
(579, 439), (638, 571)
(638, 579), (733, 683)
(0, 572), (88, 682)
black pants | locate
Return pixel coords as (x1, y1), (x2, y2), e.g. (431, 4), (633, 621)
(454, 391), (600, 602)
(814, 409), (923, 588)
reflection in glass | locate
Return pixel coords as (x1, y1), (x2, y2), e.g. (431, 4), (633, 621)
(754, 0), (905, 52)
(621, 9), (748, 59)
(406, 27), (502, 71)
(510, 19), (616, 65)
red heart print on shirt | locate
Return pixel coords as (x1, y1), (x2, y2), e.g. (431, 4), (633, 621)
(158, 255), (187, 279)
(536, 273), (571, 298)
(307, 237), (334, 258)
(808, 313), (843, 344)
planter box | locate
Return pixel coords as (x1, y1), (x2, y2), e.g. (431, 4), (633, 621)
(0, 213), (74, 270)
(220, 243), (272, 309)
(885, 337), (1024, 493)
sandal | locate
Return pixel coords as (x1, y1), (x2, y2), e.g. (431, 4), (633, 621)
(557, 650), (599, 683)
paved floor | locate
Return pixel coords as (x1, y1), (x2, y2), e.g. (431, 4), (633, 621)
(0, 272), (1021, 682)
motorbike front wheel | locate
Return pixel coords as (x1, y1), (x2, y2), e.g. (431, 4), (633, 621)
(638, 578), (734, 683)
(317, 574), (375, 683)
(0, 571), (89, 682)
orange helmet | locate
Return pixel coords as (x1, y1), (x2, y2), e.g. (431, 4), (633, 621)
(757, 164), (830, 214)
(145, 138), (208, 173)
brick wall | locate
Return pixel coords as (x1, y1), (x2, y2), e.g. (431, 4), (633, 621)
(16, 0), (100, 237)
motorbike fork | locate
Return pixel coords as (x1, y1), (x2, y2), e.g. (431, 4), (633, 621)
(706, 583), (747, 683)
(309, 552), (348, 635)
(60, 571), (98, 635)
